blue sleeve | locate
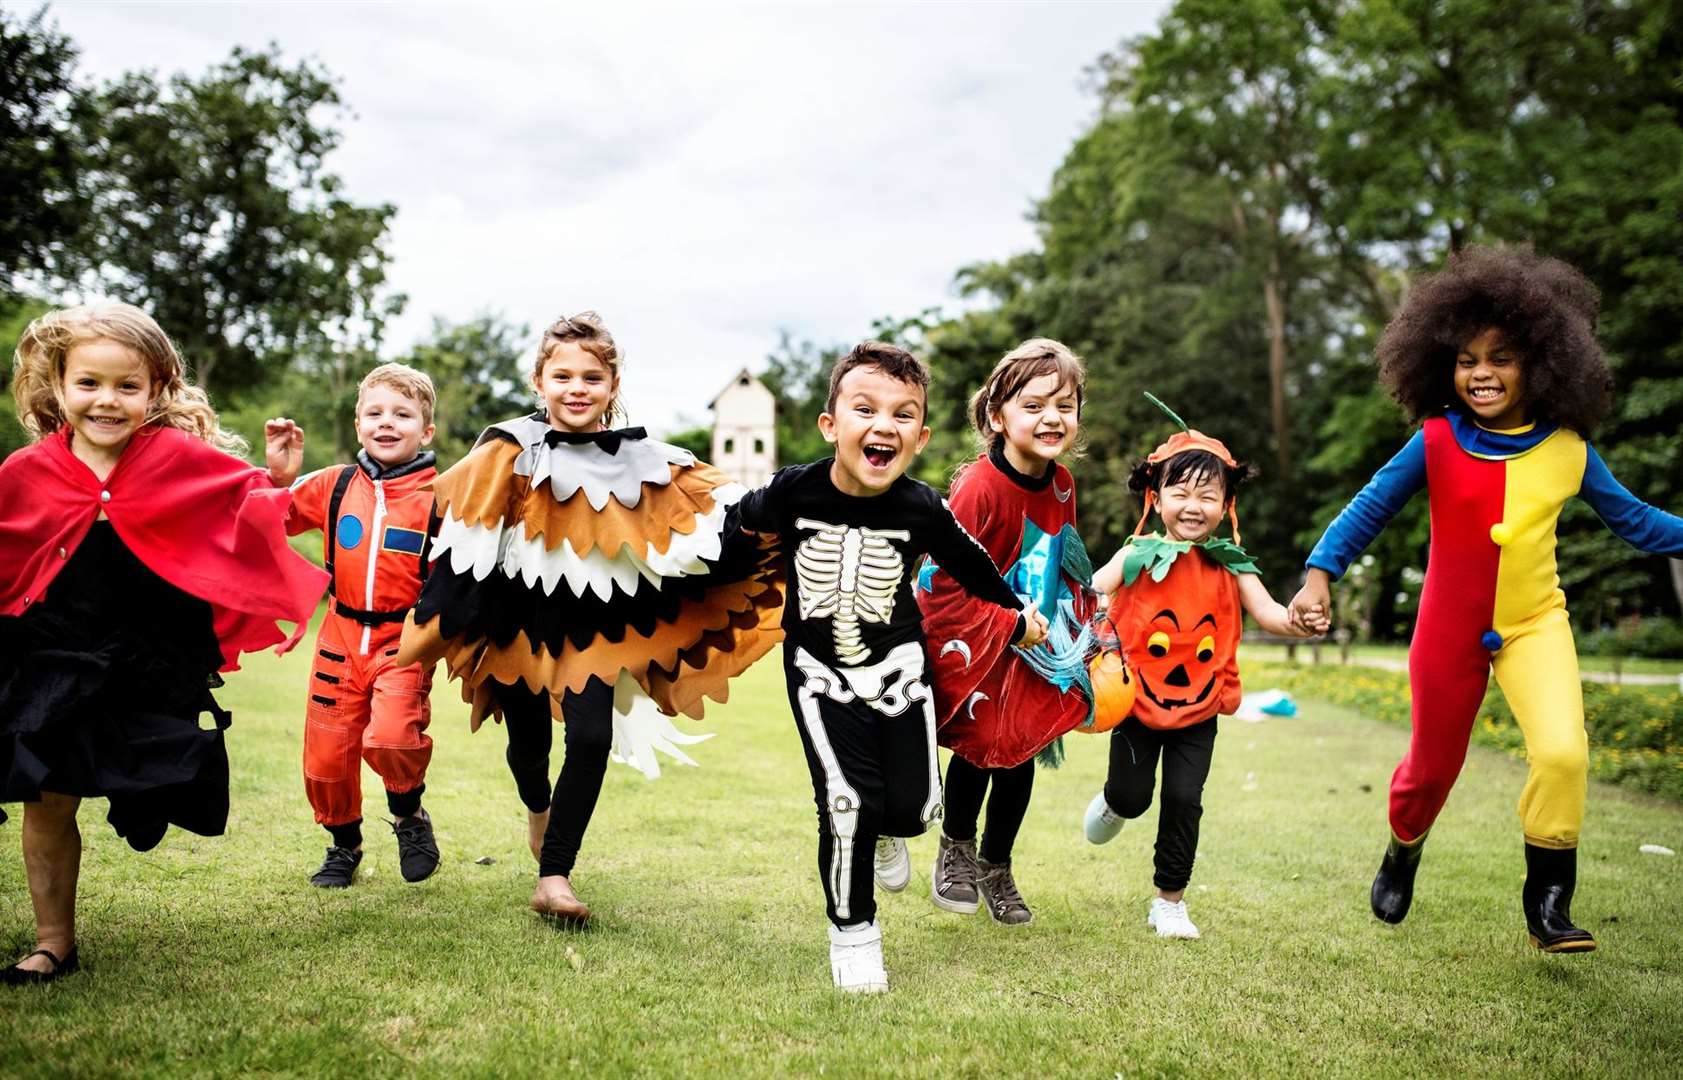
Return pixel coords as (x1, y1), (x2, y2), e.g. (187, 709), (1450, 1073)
(1305, 430), (1428, 580)
(1578, 445), (1683, 556)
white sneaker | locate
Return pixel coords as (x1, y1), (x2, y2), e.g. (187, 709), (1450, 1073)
(828, 921), (889, 993)
(1083, 791), (1124, 845)
(1148, 897), (1201, 940)
(874, 836), (910, 892)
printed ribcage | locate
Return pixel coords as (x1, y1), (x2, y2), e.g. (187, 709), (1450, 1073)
(794, 519), (908, 664)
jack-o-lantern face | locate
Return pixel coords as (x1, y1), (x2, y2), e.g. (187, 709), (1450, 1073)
(1107, 545), (1242, 729)
(1135, 608), (1221, 712)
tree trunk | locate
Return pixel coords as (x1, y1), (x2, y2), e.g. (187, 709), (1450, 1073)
(1670, 558), (1683, 613)
(1263, 240), (1291, 478)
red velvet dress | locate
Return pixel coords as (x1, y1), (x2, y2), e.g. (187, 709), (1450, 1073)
(917, 451), (1097, 768)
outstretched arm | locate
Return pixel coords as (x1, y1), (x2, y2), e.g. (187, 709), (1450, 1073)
(1091, 547), (1125, 600)
(1304, 430), (1427, 579)
(731, 468), (791, 537)
(1241, 573), (1325, 637)
(1579, 446), (1683, 556)
(1289, 429), (1426, 633)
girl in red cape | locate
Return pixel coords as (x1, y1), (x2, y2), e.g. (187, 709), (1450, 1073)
(915, 339), (1096, 925)
(0, 303), (327, 984)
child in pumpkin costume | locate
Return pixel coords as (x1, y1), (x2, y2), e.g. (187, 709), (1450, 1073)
(397, 312), (783, 925)
(916, 339), (1099, 925)
(1084, 399), (1325, 939)
(1288, 247), (1683, 952)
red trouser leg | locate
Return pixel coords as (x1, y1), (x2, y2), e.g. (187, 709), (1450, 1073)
(303, 617), (374, 826)
(362, 641), (434, 797)
(1390, 626), (1491, 843)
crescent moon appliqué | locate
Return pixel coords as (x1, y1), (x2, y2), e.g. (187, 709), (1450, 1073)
(965, 691), (989, 719)
(940, 639), (973, 666)
(1053, 482), (1071, 503)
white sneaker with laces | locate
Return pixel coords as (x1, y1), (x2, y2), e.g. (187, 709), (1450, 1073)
(1148, 896), (1201, 940)
(828, 921), (889, 993)
(874, 836), (910, 892)
(1083, 791), (1124, 845)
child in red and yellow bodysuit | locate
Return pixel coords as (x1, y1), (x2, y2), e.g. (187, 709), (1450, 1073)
(272, 364), (443, 888)
(1291, 246), (1683, 952)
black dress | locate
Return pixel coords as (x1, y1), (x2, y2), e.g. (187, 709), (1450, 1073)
(0, 521), (231, 850)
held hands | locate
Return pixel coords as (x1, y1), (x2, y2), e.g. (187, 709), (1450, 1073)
(1286, 569), (1333, 637)
(264, 417), (305, 487)
(1015, 601), (1050, 648)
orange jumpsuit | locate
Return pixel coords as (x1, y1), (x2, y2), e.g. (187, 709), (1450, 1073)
(287, 453), (437, 827)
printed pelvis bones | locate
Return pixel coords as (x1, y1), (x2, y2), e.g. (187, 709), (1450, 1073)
(793, 518), (910, 664)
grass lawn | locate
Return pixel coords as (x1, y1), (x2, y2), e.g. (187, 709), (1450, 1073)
(1241, 641), (1683, 678)
(4, 634), (1683, 1077)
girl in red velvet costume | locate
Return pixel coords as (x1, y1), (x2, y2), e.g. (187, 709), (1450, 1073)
(0, 303), (327, 984)
(916, 339), (1096, 925)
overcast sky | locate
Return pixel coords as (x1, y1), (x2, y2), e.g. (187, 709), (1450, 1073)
(49, 1), (1169, 434)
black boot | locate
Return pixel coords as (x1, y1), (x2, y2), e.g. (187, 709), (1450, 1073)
(1523, 843), (1596, 953)
(1370, 831), (1427, 924)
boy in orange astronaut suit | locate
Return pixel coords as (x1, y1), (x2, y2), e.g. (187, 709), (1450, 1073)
(270, 363), (442, 888)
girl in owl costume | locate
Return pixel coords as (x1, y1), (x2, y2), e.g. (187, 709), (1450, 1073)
(398, 313), (782, 923)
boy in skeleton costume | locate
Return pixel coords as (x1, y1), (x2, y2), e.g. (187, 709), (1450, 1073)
(734, 343), (1047, 993)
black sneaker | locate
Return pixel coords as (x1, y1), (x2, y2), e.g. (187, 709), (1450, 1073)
(931, 833), (980, 914)
(977, 858), (1033, 925)
(392, 810), (440, 883)
(310, 845), (362, 888)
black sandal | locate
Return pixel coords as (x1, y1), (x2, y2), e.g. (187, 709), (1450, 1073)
(2, 947), (79, 986)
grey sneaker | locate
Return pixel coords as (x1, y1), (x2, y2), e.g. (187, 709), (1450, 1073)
(931, 833), (980, 914)
(977, 858), (1033, 925)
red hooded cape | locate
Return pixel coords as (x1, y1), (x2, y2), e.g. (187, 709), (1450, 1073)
(0, 425), (328, 669)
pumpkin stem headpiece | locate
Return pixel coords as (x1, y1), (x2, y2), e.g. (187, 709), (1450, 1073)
(1134, 392), (1244, 545)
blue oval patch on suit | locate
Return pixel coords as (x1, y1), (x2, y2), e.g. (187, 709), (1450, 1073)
(336, 514), (365, 550)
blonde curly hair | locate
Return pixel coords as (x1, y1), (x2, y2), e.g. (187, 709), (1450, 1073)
(11, 302), (246, 455)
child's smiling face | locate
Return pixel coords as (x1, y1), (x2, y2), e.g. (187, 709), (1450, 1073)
(60, 338), (155, 464)
(818, 364), (930, 497)
(1455, 326), (1528, 428)
(1157, 468), (1227, 544)
(990, 370), (1080, 476)
(356, 384), (434, 466)
(535, 341), (617, 433)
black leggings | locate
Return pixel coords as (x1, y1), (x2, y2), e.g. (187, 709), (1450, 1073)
(1102, 715), (1217, 893)
(942, 755), (1034, 864)
(496, 677), (614, 878)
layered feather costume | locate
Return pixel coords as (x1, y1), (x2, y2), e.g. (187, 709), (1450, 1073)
(397, 417), (783, 735)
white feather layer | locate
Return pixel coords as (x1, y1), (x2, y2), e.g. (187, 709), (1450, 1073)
(430, 482), (747, 599)
(610, 671), (715, 779)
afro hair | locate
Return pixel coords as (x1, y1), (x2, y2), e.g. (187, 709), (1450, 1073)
(1378, 245), (1613, 437)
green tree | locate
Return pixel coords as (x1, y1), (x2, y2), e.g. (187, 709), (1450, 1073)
(397, 314), (535, 468)
(759, 331), (841, 470)
(65, 46), (401, 399)
(0, 6), (83, 304)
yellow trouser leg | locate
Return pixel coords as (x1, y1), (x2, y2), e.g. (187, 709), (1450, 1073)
(1491, 610), (1587, 849)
